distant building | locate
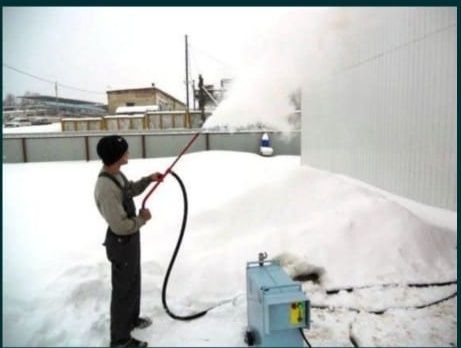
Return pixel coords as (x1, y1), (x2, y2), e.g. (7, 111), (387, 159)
(17, 95), (106, 118)
(62, 86), (202, 132)
(3, 95), (106, 127)
(107, 85), (186, 114)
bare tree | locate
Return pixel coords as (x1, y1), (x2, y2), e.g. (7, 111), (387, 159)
(20, 91), (40, 107)
(3, 93), (17, 107)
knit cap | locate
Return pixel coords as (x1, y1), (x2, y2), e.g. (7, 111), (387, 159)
(96, 135), (128, 165)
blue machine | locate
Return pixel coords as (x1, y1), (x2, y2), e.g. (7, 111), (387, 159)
(245, 253), (310, 347)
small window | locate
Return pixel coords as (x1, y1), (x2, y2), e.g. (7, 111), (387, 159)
(126, 102), (135, 106)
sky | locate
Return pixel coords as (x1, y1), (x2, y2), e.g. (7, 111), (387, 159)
(3, 7), (413, 132)
(3, 151), (457, 346)
(2, 7), (318, 105)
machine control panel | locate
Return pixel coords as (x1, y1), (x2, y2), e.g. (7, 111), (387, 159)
(290, 301), (306, 325)
(267, 299), (310, 332)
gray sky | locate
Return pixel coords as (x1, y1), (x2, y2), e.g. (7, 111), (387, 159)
(2, 7), (307, 104)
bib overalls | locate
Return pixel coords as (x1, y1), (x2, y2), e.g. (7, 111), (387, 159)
(100, 172), (141, 345)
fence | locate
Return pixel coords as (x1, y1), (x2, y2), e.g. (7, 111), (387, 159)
(60, 111), (209, 132)
(3, 130), (300, 163)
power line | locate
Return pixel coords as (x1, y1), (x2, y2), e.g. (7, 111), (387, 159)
(54, 81), (105, 94)
(190, 45), (202, 78)
(3, 63), (54, 84)
(188, 43), (235, 70)
(3, 63), (105, 95)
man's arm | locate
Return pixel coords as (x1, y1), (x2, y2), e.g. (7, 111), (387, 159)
(126, 173), (163, 197)
(96, 179), (147, 235)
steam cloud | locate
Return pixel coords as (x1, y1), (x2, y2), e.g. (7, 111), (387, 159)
(202, 8), (348, 131)
(203, 7), (383, 132)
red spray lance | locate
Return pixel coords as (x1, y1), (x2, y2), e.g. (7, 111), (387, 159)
(141, 131), (201, 209)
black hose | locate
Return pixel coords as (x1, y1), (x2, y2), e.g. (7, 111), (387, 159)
(161, 170), (208, 321)
(299, 328), (312, 348)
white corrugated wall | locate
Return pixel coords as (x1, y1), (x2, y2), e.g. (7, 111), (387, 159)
(302, 7), (457, 211)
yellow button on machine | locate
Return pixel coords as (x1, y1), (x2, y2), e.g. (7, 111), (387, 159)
(290, 302), (304, 325)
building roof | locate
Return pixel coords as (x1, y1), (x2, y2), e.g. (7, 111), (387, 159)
(146, 110), (212, 115)
(116, 105), (159, 114)
(61, 117), (103, 121)
(105, 114), (145, 119)
(107, 86), (186, 107)
(18, 95), (105, 107)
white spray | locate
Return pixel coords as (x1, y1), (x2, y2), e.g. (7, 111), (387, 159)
(202, 7), (383, 132)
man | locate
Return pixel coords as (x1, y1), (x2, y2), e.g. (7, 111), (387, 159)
(94, 135), (163, 347)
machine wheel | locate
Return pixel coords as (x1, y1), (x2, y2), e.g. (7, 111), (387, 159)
(244, 329), (255, 346)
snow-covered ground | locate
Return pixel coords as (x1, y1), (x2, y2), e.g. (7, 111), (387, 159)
(3, 151), (457, 346)
(2, 122), (62, 134)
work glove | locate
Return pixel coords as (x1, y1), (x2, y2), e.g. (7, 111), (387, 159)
(139, 208), (152, 221)
(150, 172), (164, 182)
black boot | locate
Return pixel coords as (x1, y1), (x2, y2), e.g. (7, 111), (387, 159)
(111, 336), (148, 347)
(132, 317), (152, 330)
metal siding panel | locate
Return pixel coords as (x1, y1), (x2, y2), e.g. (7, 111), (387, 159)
(145, 134), (205, 158)
(27, 137), (86, 162)
(302, 7), (456, 210)
(3, 138), (24, 163)
(123, 135), (142, 159)
(88, 136), (102, 161)
(272, 132), (300, 155)
(209, 133), (260, 153)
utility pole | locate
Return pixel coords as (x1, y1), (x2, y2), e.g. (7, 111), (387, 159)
(185, 34), (191, 127)
(54, 81), (59, 116)
(192, 79), (196, 110)
(185, 34), (190, 111)
(198, 74), (205, 123)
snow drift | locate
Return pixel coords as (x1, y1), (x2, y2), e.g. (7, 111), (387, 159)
(3, 151), (456, 346)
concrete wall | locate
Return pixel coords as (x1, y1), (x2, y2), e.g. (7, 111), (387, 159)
(302, 7), (457, 211)
(3, 131), (300, 163)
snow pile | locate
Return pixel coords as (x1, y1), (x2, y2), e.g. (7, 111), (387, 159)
(3, 151), (457, 346)
(162, 152), (455, 300)
(352, 300), (457, 347)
